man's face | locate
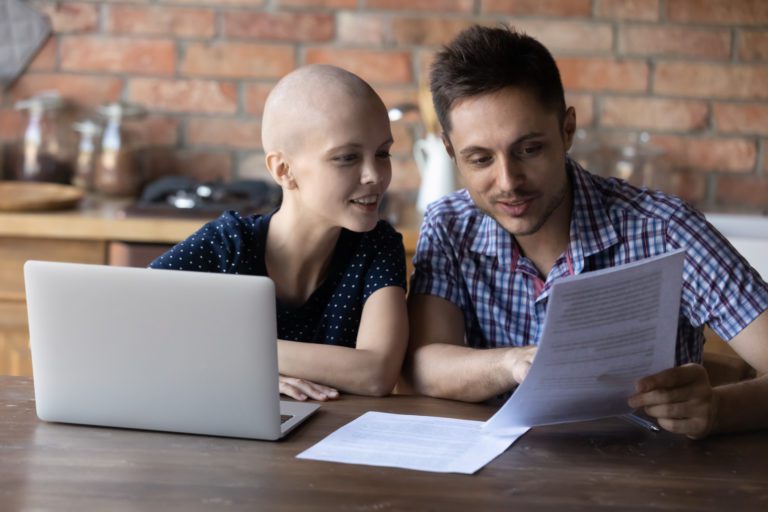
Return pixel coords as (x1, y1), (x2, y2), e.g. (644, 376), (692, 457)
(445, 87), (575, 241)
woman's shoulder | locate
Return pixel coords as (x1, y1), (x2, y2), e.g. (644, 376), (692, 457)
(202, 210), (269, 237)
(360, 219), (404, 245)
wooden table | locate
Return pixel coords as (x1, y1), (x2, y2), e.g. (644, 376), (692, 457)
(1, 377), (766, 511)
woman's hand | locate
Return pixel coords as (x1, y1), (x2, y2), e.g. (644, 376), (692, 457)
(279, 375), (339, 402)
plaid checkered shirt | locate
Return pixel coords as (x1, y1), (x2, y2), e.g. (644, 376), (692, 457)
(410, 158), (768, 366)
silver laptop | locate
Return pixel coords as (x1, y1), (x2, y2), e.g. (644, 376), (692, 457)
(24, 260), (319, 440)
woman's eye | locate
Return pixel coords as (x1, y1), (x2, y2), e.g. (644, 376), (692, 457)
(376, 150), (392, 160)
(332, 154), (359, 164)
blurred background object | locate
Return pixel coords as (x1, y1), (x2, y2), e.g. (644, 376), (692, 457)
(0, 0), (51, 89)
(0, 1), (766, 214)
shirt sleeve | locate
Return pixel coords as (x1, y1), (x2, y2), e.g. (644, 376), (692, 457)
(149, 211), (252, 273)
(665, 205), (768, 340)
(408, 204), (462, 307)
(361, 221), (407, 301)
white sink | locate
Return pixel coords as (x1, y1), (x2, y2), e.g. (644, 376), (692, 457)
(705, 213), (768, 280)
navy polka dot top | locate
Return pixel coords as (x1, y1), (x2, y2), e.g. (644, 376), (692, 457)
(149, 211), (406, 348)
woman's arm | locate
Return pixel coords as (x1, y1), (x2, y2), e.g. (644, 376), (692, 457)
(277, 285), (408, 397)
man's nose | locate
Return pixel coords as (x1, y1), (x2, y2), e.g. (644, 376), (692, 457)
(496, 157), (524, 191)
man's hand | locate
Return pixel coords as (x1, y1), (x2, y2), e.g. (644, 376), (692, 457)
(628, 364), (719, 439)
(505, 345), (537, 385)
(279, 376), (339, 402)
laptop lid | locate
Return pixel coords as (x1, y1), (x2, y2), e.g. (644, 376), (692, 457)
(24, 260), (318, 440)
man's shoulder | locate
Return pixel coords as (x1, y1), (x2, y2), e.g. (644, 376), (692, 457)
(423, 189), (482, 227)
(585, 171), (690, 223)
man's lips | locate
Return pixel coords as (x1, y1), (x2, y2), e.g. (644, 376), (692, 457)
(495, 196), (534, 217)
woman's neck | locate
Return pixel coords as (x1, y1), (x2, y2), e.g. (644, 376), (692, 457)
(265, 205), (341, 305)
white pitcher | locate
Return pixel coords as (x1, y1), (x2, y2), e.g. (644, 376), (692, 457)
(413, 133), (457, 213)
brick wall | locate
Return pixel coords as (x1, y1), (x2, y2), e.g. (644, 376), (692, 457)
(1, 0), (767, 212)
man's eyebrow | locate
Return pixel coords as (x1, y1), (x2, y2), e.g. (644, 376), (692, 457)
(458, 132), (546, 156)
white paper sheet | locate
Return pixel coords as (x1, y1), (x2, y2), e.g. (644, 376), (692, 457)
(297, 411), (528, 474)
(483, 249), (685, 433)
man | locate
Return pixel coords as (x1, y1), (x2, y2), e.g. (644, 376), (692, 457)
(405, 25), (768, 439)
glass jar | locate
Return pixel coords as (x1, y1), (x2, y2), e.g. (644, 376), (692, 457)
(93, 102), (145, 197)
(13, 92), (75, 184)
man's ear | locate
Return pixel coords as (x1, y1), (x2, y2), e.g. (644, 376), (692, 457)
(265, 151), (296, 189)
(562, 106), (577, 152)
(441, 132), (456, 159)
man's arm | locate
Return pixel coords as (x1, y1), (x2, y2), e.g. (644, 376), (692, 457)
(404, 293), (536, 403)
(629, 309), (768, 438)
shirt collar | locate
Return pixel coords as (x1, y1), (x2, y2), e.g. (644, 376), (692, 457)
(466, 158), (620, 272)
(566, 157), (620, 273)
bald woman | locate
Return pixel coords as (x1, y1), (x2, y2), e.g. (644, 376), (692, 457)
(151, 65), (408, 400)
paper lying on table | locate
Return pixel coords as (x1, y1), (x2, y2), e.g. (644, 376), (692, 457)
(297, 411), (527, 474)
(483, 249), (685, 433)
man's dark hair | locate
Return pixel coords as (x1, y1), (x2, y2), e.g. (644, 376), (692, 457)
(430, 25), (566, 134)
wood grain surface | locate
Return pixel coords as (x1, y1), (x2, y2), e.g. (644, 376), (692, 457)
(1, 376), (767, 511)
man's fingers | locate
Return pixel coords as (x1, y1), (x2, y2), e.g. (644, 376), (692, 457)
(628, 385), (699, 408)
(635, 364), (705, 393)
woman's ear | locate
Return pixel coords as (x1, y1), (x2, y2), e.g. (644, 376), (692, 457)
(265, 151), (296, 189)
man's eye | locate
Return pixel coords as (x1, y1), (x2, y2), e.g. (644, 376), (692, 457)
(516, 144), (543, 158)
(468, 155), (492, 166)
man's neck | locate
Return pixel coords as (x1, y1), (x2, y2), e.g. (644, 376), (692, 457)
(515, 190), (573, 279)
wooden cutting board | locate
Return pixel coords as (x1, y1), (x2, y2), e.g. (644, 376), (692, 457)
(0, 181), (83, 211)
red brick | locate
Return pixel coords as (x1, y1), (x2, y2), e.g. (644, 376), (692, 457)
(34, 2), (99, 33)
(392, 18), (478, 46)
(376, 87), (419, 110)
(181, 42), (294, 79)
(601, 97), (709, 131)
(186, 118), (262, 150)
(647, 170), (706, 206)
(511, 20), (613, 53)
(620, 26), (730, 59)
(338, 13), (392, 45)
(482, 0), (591, 16)
(275, 0), (358, 7)
(655, 62), (768, 100)
(558, 58), (649, 93)
(129, 78), (238, 114)
(652, 135), (756, 173)
(304, 48), (412, 85)
(10, 73), (123, 106)
(244, 83), (276, 116)
(566, 94), (594, 127)
(160, 0), (265, 5)
(0, 109), (24, 141)
(715, 175), (768, 210)
(738, 31), (768, 61)
(368, 0), (474, 11)
(667, 0), (768, 24)
(223, 12), (333, 42)
(137, 148), (233, 184)
(123, 115), (180, 147)
(61, 36), (175, 76)
(595, 0), (660, 20)
(713, 103), (768, 136)
(27, 38), (57, 71)
(107, 6), (215, 38)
